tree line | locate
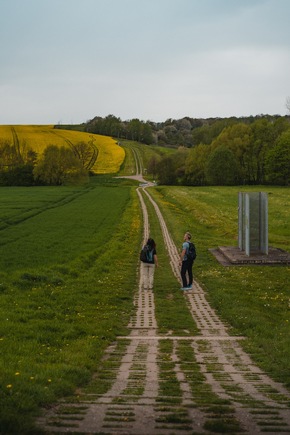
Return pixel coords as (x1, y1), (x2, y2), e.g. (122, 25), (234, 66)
(148, 116), (290, 186)
(0, 140), (96, 186)
(59, 113), (290, 186)
(57, 112), (288, 147)
(56, 115), (154, 145)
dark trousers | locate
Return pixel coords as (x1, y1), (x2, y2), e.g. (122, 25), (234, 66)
(181, 259), (193, 287)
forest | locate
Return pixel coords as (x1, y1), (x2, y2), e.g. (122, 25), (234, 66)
(58, 113), (290, 186)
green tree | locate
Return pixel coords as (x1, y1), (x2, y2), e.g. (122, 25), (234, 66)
(156, 156), (177, 185)
(250, 119), (275, 183)
(147, 156), (159, 179)
(141, 122), (153, 144)
(0, 140), (18, 167)
(128, 119), (142, 141)
(71, 138), (98, 171)
(174, 146), (190, 181)
(102, 114), (122, 137)
(185, 144), (209, 185)
(205, 146), (239, 185)
(33, 145), (88, 185)
(265, 131), (290, 185)
(0, 164), (35, 186)
(191, 118), (238, 146)
(273, 116), (290, 136)
(210, 123), (252, 183)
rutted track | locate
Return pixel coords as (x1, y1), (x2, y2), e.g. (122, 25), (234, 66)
(131, 146), (143, 176)
(37, 185), (290, 434)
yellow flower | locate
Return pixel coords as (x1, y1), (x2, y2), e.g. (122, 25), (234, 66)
(0, 126), (125, 174)
(6, 384), (12, 389)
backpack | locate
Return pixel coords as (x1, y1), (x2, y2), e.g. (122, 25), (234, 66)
(140, 245), (153, 263)
(187, 242), (197, 261)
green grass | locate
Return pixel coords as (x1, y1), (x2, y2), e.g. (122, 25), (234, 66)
(0, 185), (130, 272)
(148, 185), (290, 387)
(117, 141), (138, 175)
(0, 177), (142, 434)
(1, 175), (290, 433)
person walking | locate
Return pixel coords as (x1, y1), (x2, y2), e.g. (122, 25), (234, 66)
(179, 231), (194, 290)
(140, 238), (158, 290)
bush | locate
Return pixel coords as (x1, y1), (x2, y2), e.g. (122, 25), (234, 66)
(205, 146), (239, 185)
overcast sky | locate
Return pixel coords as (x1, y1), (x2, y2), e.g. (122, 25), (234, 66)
(1, 0), (289, 124)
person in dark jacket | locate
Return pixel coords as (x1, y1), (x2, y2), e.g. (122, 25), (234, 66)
(140, 238), (158, 290)
(179, 231), (193, 290)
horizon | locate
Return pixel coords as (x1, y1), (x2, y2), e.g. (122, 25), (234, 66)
(1, 110), (289, 127)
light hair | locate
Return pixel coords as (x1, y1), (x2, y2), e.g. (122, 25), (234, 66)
(185, 231), (191, 240)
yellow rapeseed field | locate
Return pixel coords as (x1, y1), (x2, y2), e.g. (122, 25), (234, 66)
(0, 125), (125, 174)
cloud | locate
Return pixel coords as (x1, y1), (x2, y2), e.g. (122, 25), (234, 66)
(0, 0), (290, 123)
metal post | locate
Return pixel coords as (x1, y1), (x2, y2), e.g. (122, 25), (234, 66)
(238, 192), (268, 256)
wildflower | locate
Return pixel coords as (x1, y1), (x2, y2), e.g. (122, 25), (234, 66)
(15, 372), (20, 376)
(6, 384), (12, 389)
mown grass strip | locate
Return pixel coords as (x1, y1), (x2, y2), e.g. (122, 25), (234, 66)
(139, 188), (199, 336)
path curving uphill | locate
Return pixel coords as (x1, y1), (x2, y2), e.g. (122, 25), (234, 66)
(37, 184), (290, 434)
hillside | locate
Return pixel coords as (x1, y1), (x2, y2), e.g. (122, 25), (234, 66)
(0, 125), (125, 174)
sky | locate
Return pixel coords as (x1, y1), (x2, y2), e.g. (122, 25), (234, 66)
(1, 0), (290, 125)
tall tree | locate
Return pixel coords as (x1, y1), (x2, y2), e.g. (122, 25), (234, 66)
(33, 145), (88, 185)
(147, 156), (159, 179)
(156, 156), (177, 185)
(210, 123), (252, 183)
(250, 119), (275, 184)
(265, 131), (290, 185)
(185, 144), (209, 185)
(141, 123), (153, 144)
(71, 138), (98, 171)
(128, 119), (142, 141)
(206, 146), (239, 185)
(0, 140), (17, 167)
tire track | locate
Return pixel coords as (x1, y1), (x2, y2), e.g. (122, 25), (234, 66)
(131, 146), (142, 176)
(37, 185), (290, 434)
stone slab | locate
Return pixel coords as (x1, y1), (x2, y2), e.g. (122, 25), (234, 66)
(210, 246), (290, 266)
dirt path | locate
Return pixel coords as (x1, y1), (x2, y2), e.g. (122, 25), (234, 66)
(37, 186), (290, 434)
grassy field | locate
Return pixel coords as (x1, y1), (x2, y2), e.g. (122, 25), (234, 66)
(0, 173), (290, 433)
(0, 125), (125, 174)
(0, 176), (142, 433)
(148, 185), (290, 386)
